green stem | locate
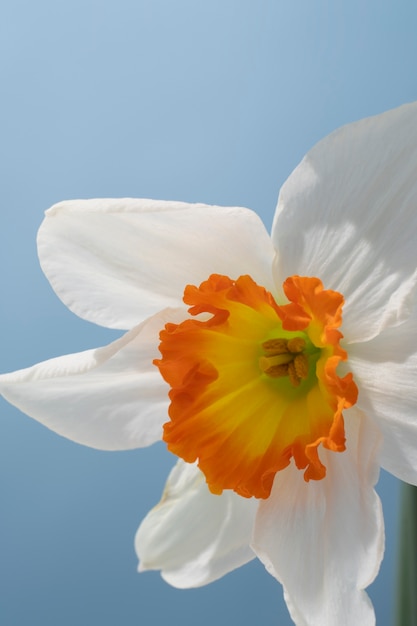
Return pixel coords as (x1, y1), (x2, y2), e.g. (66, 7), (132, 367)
(396, 482), (417, 625)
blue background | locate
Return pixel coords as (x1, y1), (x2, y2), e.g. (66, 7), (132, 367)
(1, 1), (416, 624)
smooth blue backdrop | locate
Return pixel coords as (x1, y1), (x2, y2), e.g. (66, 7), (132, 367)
(1, 1), (416, 624)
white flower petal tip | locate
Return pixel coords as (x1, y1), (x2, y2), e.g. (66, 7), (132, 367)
(135, 460), (257, 588)
(0, 308), (185, 450)
(37, 198), (275, 329)
(272, 101), (417, 343)
(252, 413), (384, 626)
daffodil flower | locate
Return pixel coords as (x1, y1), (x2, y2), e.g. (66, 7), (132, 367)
(2, 102), (417, 626)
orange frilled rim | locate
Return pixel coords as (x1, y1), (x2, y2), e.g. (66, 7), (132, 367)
(154, 274), (358, 499)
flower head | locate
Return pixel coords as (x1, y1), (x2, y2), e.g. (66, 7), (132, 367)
(156, 273), (357, 498)
(2, 102), (417, 625)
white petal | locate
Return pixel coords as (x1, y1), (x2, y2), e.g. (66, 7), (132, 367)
(0, 308), (185, 450)
(135, 459), (258, 588)
(252, 411), (383, 626)
(38, 198), (275, 329)
(349, 311), (417, 485)
(272, 102), (417, 342)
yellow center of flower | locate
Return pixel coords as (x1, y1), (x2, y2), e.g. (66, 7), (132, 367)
(155, 274), (358, 499)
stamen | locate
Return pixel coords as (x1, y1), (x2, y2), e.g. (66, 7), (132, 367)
(287, 361), (300, 387)
(260, 336), (309, 386)
(287, 337), (306, 353)
(262, 338), (289, 355)
(260, 362), (290, 378)
(294, 353), (309, 380)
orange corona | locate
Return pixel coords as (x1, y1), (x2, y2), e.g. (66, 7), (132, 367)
(155, 274), (358, 499)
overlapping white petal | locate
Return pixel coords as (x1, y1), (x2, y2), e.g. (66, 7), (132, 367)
(252, 412), (384, 626)
(38, 199), (275, 330)
(0, 308), (185, 450)
(349, 310), (417, 486)
(135, 459), (257, 588)
(272, 101), (417, 343)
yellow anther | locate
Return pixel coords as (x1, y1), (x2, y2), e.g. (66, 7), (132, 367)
(262, 363), (289, 378)
(261, 338), (289, 355)
(287, 361), (301, 387)
(294, 353), (309, 380)
(287, 337), (306, 354)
